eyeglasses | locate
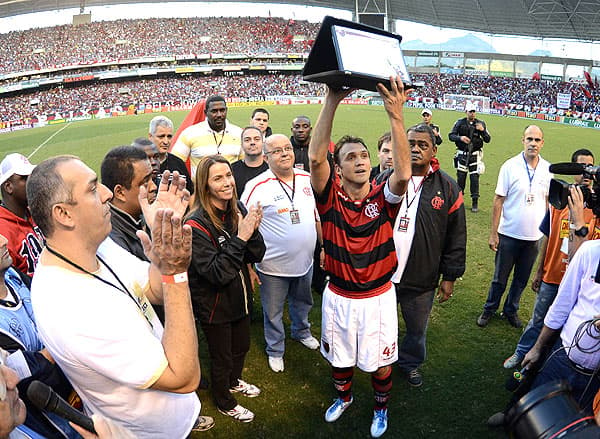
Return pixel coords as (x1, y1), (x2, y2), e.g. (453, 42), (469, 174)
(265, 146), (293, 156)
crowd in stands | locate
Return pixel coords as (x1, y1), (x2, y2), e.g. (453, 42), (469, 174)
(0, 16), (319, 75)
(411, 73), (600, 114)
(0, 74), (324, 122)
(4, 71), (600, 123)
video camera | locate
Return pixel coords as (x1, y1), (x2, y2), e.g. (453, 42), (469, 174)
(548, 162), (600, 216)
(507, 381), (600, 438)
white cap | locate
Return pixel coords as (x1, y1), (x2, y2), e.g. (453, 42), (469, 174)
(0, 153), (35, 186)
(421, 108), (432, 116)
(465, 103), (477, 112)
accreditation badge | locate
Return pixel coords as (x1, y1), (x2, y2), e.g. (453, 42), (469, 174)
(525, 193), (535, 206)
(290, 209), (301, 224)
(397, 216), (410, 232)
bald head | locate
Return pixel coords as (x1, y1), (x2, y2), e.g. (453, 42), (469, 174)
(263, 134), (294, 178)
(264, 134), (290, 154)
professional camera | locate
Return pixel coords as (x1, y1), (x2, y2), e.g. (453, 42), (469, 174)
(507, 381), (600, 438)
(548, 163), (600, 216)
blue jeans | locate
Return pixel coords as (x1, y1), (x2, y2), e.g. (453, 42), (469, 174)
(514, 282), (559, 358)
(396, 287), (435, 372)
(532, 339), (600, 411)
(483, 234), (539, 316)
(259, 268), (314, 358)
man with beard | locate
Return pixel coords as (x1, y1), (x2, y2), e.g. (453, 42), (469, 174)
(310, 77), (411, 438)
(171, 95), (243, 176)
(231, 127), (269, 198)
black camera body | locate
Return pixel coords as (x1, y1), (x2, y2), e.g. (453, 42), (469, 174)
(549, 164), (600, 216)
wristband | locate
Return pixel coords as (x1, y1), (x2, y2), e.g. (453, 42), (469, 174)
(161, 272), (188, 284)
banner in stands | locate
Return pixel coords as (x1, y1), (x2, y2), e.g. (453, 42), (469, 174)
(442, 94), (490, 112)
(556, 93), (572, 109)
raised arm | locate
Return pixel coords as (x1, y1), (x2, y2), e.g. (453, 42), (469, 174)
(137, 209), (200, 393)
(309, 86), (354, 196)
(376, 76), (411, 196)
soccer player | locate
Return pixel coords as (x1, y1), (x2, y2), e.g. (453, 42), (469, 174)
(309, 76), (411, 438)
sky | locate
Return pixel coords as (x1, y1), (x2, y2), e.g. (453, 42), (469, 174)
(0, 1), (599, 60)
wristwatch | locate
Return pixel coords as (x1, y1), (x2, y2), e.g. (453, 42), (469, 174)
(574, 225), (589, 237)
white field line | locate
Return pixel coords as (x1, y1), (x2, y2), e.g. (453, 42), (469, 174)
(28, 122), (72, 160)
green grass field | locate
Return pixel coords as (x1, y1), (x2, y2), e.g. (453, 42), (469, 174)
(2, 105), (600, 438)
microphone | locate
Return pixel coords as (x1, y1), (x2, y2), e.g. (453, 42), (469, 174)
(27, 380), (97, 434)
(505, 367), (529, 393)
(549, 162), (585, 175)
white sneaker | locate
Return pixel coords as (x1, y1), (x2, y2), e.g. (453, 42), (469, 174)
(218, 404), (254, 423)
(370, 408), (388, 438)
(230, 379), (261, 397)
(299, 336), (320, 350)
(268, 356), (284, 372)
(325, 396), (353, 422)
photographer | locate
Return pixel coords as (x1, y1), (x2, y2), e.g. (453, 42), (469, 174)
(448, 104), (491, 212)
(488, 238), (600, 429)
(502, 149), (596, 370)
(521, 238), (600, 412)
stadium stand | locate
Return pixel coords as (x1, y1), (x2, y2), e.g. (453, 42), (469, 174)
(0, 17), (318, 75)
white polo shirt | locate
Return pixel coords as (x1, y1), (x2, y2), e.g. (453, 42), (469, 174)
(496, 152), (552, 241)
(242, 168), (317, 277)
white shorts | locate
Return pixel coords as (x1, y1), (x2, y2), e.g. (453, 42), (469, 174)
(320, 284), (398, 373)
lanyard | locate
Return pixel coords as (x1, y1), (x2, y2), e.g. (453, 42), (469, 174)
(276, 173), (296, 209)
(403, 176), (426, 215)
(45, 244), (153, 329)
(212, 131), (225, 154)
(522, 152), (536, 192)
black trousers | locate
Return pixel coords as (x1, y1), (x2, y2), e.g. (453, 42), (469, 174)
(455, 151), (480, 200)
(201, 315), (251, 411)
(457, 170), (480, 200)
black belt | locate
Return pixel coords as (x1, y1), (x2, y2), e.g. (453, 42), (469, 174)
(568, 357), (597, 375)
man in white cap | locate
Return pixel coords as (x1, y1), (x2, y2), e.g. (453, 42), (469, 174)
(448, 104), (491, 213)
(0, 154), (43, 277)
(420, 109), (442, 146)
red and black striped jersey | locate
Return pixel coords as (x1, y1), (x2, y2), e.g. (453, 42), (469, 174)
(0, 205), (44, 277)
(316, 174), (401, 298)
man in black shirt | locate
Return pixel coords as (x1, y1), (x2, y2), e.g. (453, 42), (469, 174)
(448, 104), (491, 212)
(231, 126), (269, 198)
(148, 116), (194, 194)
(251, 108), (272, 138)
(290, 116), (312, 171)
(369, 132), (393, 181)
(421, 109), (442, 146)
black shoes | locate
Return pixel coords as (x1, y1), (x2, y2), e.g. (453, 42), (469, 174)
(477, 311), (493, 327)
(471, 198), (479, 213)
(406, 369), (423, 387)
(502, 312), (523, 328)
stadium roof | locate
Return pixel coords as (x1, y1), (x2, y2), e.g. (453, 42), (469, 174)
(1, 0), (600, 41)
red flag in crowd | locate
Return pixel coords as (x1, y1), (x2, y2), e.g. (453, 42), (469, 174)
(584, 71), (594, 89)
(579, 85), (592, 99)
(170, 100), (206, 174)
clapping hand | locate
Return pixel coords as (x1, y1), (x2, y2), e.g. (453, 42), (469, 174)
(140, 171), (190, 232)
(237, 203), (262, 242)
